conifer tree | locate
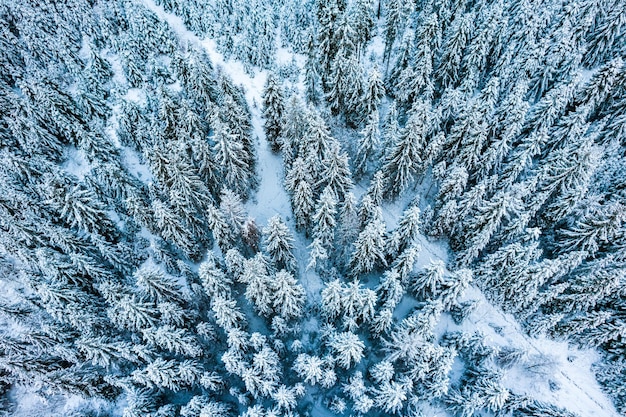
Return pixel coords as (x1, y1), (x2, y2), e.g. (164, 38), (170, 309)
(318, 142), (354, 201)
(387, 205), (421, 257)
(349, 219), (387, 276)
(362, 68), (385, 116)
(263, 215), (297, 272)
(381, 101), (431, 198)
(211, 120), (252, 196)
(336, 192), (360, 268)
(436, 11), (473, 88)
(383, 0), (413, 67)
(354, 111), (381, 178)
(312, 187), (338, 249)
(270, 270), (305, 320)
(262, 73), (285, 152)
(329, 331), (365, 369)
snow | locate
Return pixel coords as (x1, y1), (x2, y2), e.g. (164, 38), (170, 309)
(62, 147), (92, 180)
(8, 388), (115, 417)
(122, 146), (153, 182)
(457, 286), (618, 417)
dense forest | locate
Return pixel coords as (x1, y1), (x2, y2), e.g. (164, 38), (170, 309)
(0, 0), (625, 416)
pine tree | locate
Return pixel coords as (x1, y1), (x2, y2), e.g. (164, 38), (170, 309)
(349, 219), (387, 276)
(293, 353), (325, 385)
(220, 188), (247, 235)
(387, 205), (421, 257)
(435, 164), (468, 208)
(377, 269), (405, 310)
(382, 101), (431, 198)
(240, 255), (273, 317)
(212, 296), (246, 330)
(199, 253), (232, 299)
(263, 215), (297, 272)
(262, 73), (285, 152)
(392, 243), (421, 281)
(134, 263), (183, 304)
(336, 192), (360, 269)
(152, 199), (197, 258)
(326, 51), (363, 117)
(292, 178), (315, 233)
(270, 270), (305, 320)
(411, 259), (446, 299)
(321, 279), (344, 321)
(584, 8), (626, 67)
(351, 0), (376, 55)
(354, 111), (381, 178)
(206, 203), (236, 252)
(318, 142), (354, 200)
(211, 119), (252, 196)
(329, 331), (365, 368)
(556, 201), (625, 256)
(373, 380), (407, 414)
(317, 0), (340, 84)
(304, 31), (323, 105)
(383, 0), (413, 67)
(362, 68), (385, 116)
(312, 187), (338, 249)
(440, 269), (473, 309)
(436, 11), (473, 88)
(307, 237), (329, 272)
(366, 170), (386, 207)
(342, 279), (377, 324)
(455, 186), (523, 265)
(479, 80), (530, 178)
(370, 308), (394, 336)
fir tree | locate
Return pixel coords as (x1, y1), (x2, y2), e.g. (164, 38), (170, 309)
(262, 73), (285, 152)
(270, 270), (305, 320)
(354, 111), (381, 178)
(318, 142), (354, 200)
(328, 331), (365, 368)
(263, 215), (297, 272)
(381, 101), (431, 198)
(312, 187), (338, 249)
(362, 68), (385, 116)
(349, 219), (387, 276)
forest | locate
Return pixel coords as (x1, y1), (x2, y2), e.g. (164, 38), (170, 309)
(0, 0), (625, 416)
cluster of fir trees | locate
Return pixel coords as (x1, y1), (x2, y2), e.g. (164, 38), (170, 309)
(0, 0), (625, 416)
(0, 0), (261, 413)
(253, 0), (626, 413)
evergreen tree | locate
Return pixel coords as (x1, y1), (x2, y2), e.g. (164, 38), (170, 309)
(411, 259), (446, 299)
(354, 111), (381, 178)
(387, 205), (421, 257)
(318, 142), (354, 201)
(336, 191), (360, 268)
(329, 331), (365, 368)
(211, 120), (252, 196)
(312, 187), (338, 249)
(304, 31), (323, 105)
(349, 218), (387, 276)
(383, 0), (413, 67)
(263, 215), (297, 272)
(382, 101), (431, 198)
(362, 68), (385, 116)
(436, 11), (473, 88)
(351, 0), (376, 55)
(270, 270), (305, 320)
(262, 73), (285, 152)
